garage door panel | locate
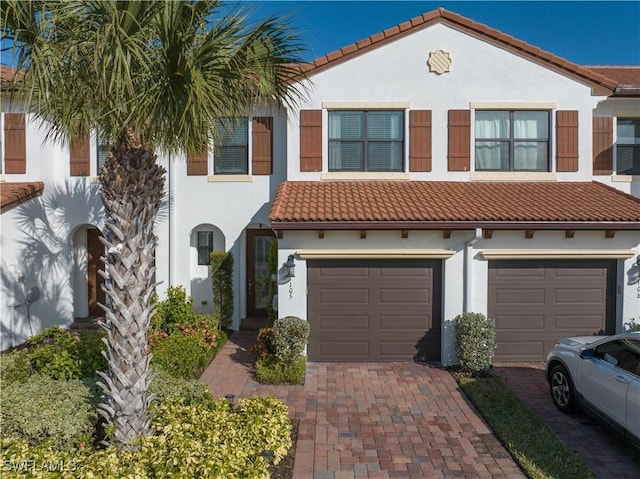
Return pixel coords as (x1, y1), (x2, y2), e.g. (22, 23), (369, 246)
(495, 289), (545, 304)
(315, 340), (370, 359)
(553, 314), (604, 330)
(319, 288), (369, 303)
(554, 288), (605, 304)
(318, 314), (370, 331)
(308, 259), (441, 362)
(496, 338), (546, 361)
(379, 288), (430, 304)
(494, 315), (545, 331)
(489, 260), (615, 362)
(379, 314), (430, 330)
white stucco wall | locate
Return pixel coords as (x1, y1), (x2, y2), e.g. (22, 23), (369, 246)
(277, 229), (640, 365)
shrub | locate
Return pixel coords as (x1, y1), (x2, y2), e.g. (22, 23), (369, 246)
(149, 365), (215, 407)
(26, 327), (82, 380)
(0, 349), (34, 385)
(0, 374), (98, 450)
(251, 327), (277, 358)
(255, 355), (306, 385)
(273, 316), (309, 361)
(454, 312), (496, 374)
(150, 330), (208, 379)
(211, 252), (234, 329)
(0, 396), (292, 478)
(75, 329), (108, 378)
(153, 286), (197, 333)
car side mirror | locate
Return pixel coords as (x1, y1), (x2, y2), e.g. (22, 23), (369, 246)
(580, 348), (594, 360)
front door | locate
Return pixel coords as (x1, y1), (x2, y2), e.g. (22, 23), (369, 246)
(246, 230), (274, 318)
(87, 228), (105, 317)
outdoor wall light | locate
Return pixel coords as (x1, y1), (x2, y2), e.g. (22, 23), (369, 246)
(283, 254), (296, 279)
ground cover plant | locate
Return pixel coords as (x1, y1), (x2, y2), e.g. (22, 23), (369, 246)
(459, 376), (595, 479)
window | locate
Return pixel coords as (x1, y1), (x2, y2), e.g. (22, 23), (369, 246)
(616, 118), (640, 175)
(197, 231), (214, 265)
(475, 111), (549, 171)
(97, 131), (110, 172)
(329, 110), (404, 171)
(594, 339), (640, 376)
(215, 118), (248, 174)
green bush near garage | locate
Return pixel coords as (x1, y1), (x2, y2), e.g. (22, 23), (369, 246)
(454, 312), (496, 374)
(254, 316), (309, 385)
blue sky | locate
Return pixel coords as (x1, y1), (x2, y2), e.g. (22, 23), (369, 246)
(2, 1), (639, 67)
(247, 1), (640, 65)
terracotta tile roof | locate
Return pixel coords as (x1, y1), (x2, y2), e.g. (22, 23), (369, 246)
(296, 8), (617, 96)
(0, 65), (23, 91)
(269, 181), (640, 230)
(1, 182), (44, 213)
(585, 66), (640, 96)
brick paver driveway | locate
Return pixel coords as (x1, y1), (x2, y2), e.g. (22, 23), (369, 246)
(495, 363), (640, 479)
(202, 332), (525, 479)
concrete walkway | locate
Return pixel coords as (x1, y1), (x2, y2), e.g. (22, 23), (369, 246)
(200, 332), (525, 479)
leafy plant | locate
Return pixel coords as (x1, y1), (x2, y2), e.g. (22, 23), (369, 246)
(0, 396), (292, 478)
(76, 329), (108, 378)
(150, 331), (208, 379)
(255, 355), (306, 385)
(454, 312), (496, 374)
(251, 327), (277, 358)
(0, 349), (34, 385)
(0, 374), (98, 450)
(26, 327), (82, 380)
(153, 286), (197, 333)
(211, 251), (234, 329)
(149, 365), (215, 407)
(273, 316), (309, 361)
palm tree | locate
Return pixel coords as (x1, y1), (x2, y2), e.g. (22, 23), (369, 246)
(2, 0), (305, 451)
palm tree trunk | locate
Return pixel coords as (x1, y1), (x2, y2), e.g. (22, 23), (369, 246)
(96, 143), (165, 452)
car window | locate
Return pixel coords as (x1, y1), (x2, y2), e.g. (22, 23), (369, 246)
(594, 339), (640, 376)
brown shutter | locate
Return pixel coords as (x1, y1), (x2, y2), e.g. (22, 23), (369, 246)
(556, 110), (579, 172)
(300, 110), (322, 172)
(409, 110), (432, 172)
(448, 110), (470, 171)
(187, 150), (208, 176)
(592, 117), (613, 175)
(70, 134), (90, 176)
(4, 113), (26, 174)
(252, 117), (273, 175)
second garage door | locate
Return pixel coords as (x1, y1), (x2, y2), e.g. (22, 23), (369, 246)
(488, 260), (616, 362)
(307, 259), (442, 362)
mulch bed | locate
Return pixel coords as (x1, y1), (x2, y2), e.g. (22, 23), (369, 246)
(269, 418), (298, 479)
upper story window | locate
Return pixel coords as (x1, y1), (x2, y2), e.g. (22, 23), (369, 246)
(97, 131), (110, 172)
(328, 110), (404, 172)
(214, 118), (248, 175)
(616, 118), (640, 175)
(475, 110), (549, 171)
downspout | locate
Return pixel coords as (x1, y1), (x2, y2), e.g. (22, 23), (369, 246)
(463, 228), (482, 312)
(167, 157), (172, 288)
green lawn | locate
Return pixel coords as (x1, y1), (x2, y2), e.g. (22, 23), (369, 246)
(459, 376), (596, 479)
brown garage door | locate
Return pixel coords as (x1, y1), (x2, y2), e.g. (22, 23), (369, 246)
(488, 260), (616, 362)
(307, 259), (442, 362)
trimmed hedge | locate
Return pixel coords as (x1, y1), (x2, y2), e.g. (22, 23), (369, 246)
(454, 312), (496, 373)
(211, 252), (234, 329)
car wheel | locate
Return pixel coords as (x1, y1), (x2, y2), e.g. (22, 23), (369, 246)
(550, 364), (576, 412)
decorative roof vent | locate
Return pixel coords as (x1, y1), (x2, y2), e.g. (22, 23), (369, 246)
(427, 50), (452, 75)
